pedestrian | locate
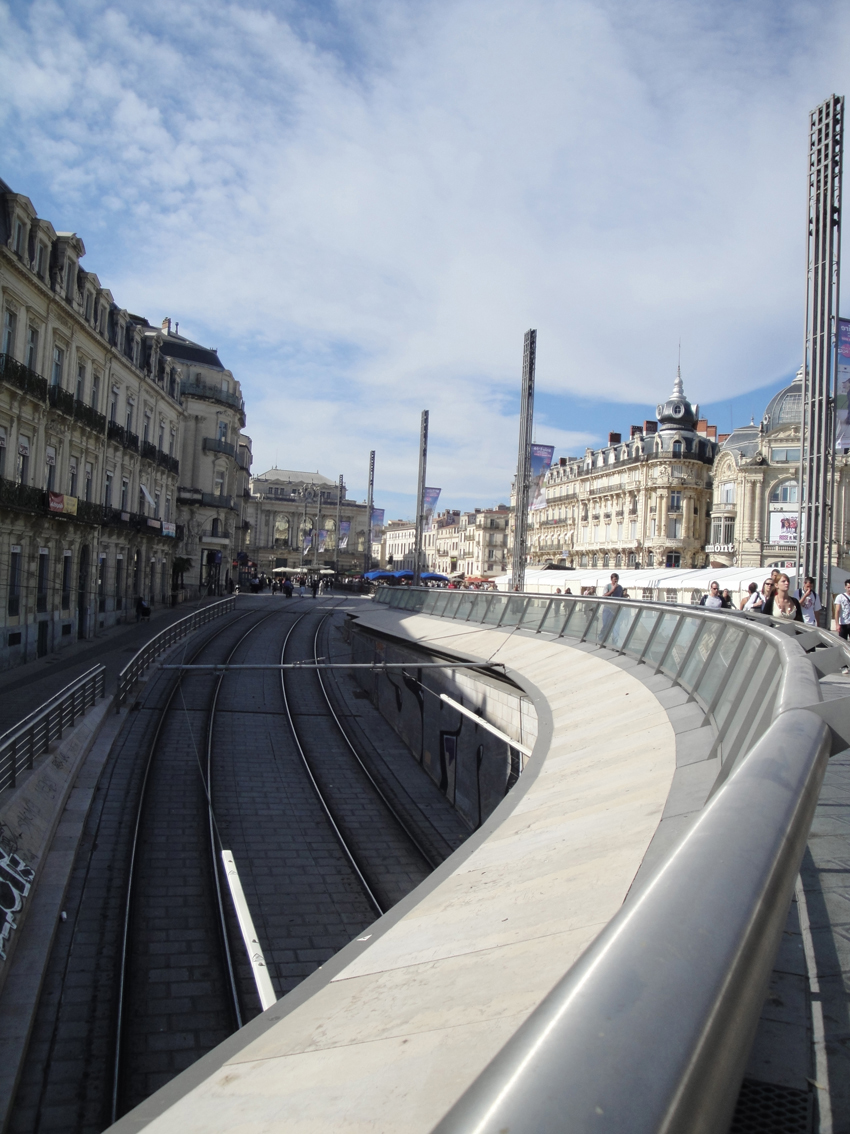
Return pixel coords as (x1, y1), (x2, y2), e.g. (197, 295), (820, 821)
(311, 576), (319, 598)
(604, 573), (624, 598)
(283, 578), (293, 598)
(720, 588), (733, 609)
(796, 576), (822, 626)
(834, 579), (850, 639)
(764, 573), (803, 621)
(135, 594), (146, 622)
(299, 578), (306, 597)
(740, 582), (762, 611)
(700, 581), (724, 608)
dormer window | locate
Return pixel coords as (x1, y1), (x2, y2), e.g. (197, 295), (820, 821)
(672, 441), (683, 457)
(36, 244), (45, 278)
(14, 221), (24, 255)
(85, 292), (93, 322)
(65, 261), (75, 301)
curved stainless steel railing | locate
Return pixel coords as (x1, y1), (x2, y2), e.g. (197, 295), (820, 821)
(372, 587), (842, 1133)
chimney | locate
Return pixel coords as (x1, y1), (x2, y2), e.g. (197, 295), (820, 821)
(644, 421), (657, 434)
(707, 425), (717, 440)
(630, 425), (641, 438)
(696, 419), (708, 435)
(608, 432), (621, 445)
(718, 433), (730, 444)
(559, 456), (567, 467)
(161, 317), (171, 334)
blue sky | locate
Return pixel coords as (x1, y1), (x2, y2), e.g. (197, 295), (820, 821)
(1, 0), (847, 520)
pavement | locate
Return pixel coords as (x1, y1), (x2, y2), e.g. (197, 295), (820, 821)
(0, 595), (229, 739)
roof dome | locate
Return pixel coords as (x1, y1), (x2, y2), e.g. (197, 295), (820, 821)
(656, 369), (697, 430)
(761, 369), (803, 434)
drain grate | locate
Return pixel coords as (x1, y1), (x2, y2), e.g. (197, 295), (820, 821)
(729, 1078), (812, 1134)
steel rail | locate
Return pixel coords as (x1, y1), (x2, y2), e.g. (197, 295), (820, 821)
(278, 615), (385, 917)
(203, 611), (282, 1031)
(312, 614), (439, 870)
(110, 607), (259, 1124)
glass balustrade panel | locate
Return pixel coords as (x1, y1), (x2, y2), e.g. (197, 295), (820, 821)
(483, 595), (509, 624)
(645, 612), (682, 666)
(660, 616), (700, 678)
(521, 596), (552, 631)
(695, 628), (744, 708)
(679, 622), (723, 689)
(501, 597), (529, 627)
(713, 637), (761, 731)
(539, 598), (569, 635)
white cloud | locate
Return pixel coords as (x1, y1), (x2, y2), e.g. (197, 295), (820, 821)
(1, 0), (849, 503)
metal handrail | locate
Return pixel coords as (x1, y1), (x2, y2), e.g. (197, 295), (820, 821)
(115, 597), (236, 708)
(371, 587), (841, 1133)
(0, 664), (106, 793)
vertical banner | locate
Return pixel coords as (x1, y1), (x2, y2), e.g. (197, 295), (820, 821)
(530, 444), (555, 511)
(338, 520), (350, 549)
(423, 487), (441, 530)
(318, 530), (327, 553)
(303, 530), (312, 550)
(370, 507), (385, 544)
(836, 319), (850, 452)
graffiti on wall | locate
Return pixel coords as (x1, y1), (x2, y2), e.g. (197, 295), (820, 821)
(0, 846), (34, 962)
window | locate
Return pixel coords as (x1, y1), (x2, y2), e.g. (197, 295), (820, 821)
(720, 481), (736, 504)
(672, 464), (683, 477)
(628, 553), (636, 567)
(26, 326), (38, 370)
(667, 517), (682, 538)
(214, 470), (225, 497)
(125, 401), (134, 434)
(158, 421), (165, 450)
(84, 462), (92, 502)
(61, 552), (72, 610)
(14, 221), (24, 255)
(666, 553), (681, 568)
(771, 447), (801, 463)
(143, 412), (151, 444)
(91, 373), (100, 411)
(672, 441), (682, 458)
(45, 445), (56, 492)
(169, 428), (175, 456)
(217, 420), (228, 442)
(37, 549), (49, 613)
(154, 491), (160, 519)
(52, 345), (64, 387)
(769, 480), (798, 504)
(85, 292), (93, 322)
(669, 491), (682, 512)
(17, 435), (30, 485)
(647, 552), (654, 567)
(211, 518), (221, 537)
(723, 516), (734, 544)
(138, 487), (146, 515)
(8, 546), (22, 616)
(98, 555), (106, 612)
(165, 495), (171, 521)
(104, 471), (113, 508)
(68, 457), (78, 498)
(630, 520), (637, 539)
(36, 244), (45, 278)
(650, 519), (656, 537)
(65, 260), (75, 300)
(76, 363), (85, 402)
(110, 387), (119, 423)
(2, 309), (17, 356)
(617, 522), (623, 540)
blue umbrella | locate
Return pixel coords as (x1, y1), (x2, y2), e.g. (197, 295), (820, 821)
(421, 572), (449, 582)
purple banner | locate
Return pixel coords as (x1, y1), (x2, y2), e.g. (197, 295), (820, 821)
(423, 487), (441, 530)
(339, 520), (350, 549)
(318, 529), (327, 553)
(530, 444), (555, 511)
(303, 530), (312, 550)
(837, 319), (850, 452)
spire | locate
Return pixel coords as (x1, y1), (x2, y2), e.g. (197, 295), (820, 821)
(672, 340), (684, 399)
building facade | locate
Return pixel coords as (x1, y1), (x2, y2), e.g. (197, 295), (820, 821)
(708, 370), (850, 572)
(245, 468), (370, 576)
(523, 374), (718, 572)
(0, 180), (186, 669)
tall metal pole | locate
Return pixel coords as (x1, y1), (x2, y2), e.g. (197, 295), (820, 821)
(313, 488), (320, 569)
(797, 95), (844, 604)
(413, 411), (429, 587)
(335, 473), (343, 574)
(510, 330), (537, 593)
(365, 450), (375, 574)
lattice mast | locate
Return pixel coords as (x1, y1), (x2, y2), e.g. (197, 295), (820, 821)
(510, 330), (537, 592)
(365, 450), (375, 573)
(335, 474), (343, 573)
(413, 411), (429, 587)
(798, 95), (844, 599)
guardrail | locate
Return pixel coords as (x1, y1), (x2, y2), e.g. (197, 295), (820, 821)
(115, 597), (236, 709)
(0, 665), (106, 793)
(373, 586), (844, 1133)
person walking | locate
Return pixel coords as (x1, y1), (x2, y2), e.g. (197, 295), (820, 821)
(796, 576), (822, 626)
(720, 588), (733, 609)
(763, 573), (803, 622)
(603, 573), (624, 598)
(834, 579), (850, 639)
(700, 581), (724, 608)
(311, 576), (319, 599)
(740, 582), (761, 611)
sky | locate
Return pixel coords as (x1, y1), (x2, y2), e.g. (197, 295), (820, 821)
(1, 0), (848, 520)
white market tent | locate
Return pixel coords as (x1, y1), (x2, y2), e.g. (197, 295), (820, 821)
(493, 566), (849, 606)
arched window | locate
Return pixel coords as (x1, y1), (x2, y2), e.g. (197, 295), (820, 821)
(769, 480), (798, 504)
(672, 440), (683, 458)
(211, 517), (221, 537)
(602, 554), (610, 568)
(591, 554), (598, 568)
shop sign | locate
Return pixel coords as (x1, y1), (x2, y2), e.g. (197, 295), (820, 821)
(162, 521), (176, 537)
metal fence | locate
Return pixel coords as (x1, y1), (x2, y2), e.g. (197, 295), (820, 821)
(0, 664), (106, 793)
(116, 597), (236, 708)
(372, 586), (844, 1134)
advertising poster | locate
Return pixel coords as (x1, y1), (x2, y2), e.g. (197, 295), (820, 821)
(423, 487), (441, 530)
(769, 511), (799, 545)
(370, 508), (385, 543)
(339, 520), (350, 549)
(318, 530), (327, 553)
(530, 444), (556, 511)
(303, 530), (312, 550)
(836, 318), (850, 452)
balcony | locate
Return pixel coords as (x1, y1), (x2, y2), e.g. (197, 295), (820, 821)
(156, 450), (180, 474)
(181, 379), (246, 424)
(107, 420), (127, 446)
(0, 478), (47, 514)
(0, 353), (48, 402)
(203, 436), (236, 458)
(73, 399), (106, 433)
(125, 430), (139, 453)
(47, 383), (75, 417)
(141, 439), (158, 462)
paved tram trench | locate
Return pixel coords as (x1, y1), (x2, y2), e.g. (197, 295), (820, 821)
(9, 596), (469, 1134)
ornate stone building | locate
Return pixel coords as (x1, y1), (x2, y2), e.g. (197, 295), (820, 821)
(708, 370), (850, 571)
(0, 179), (184, 668)
(245, 468), (370, 575)
(525, 374), (718, 571)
